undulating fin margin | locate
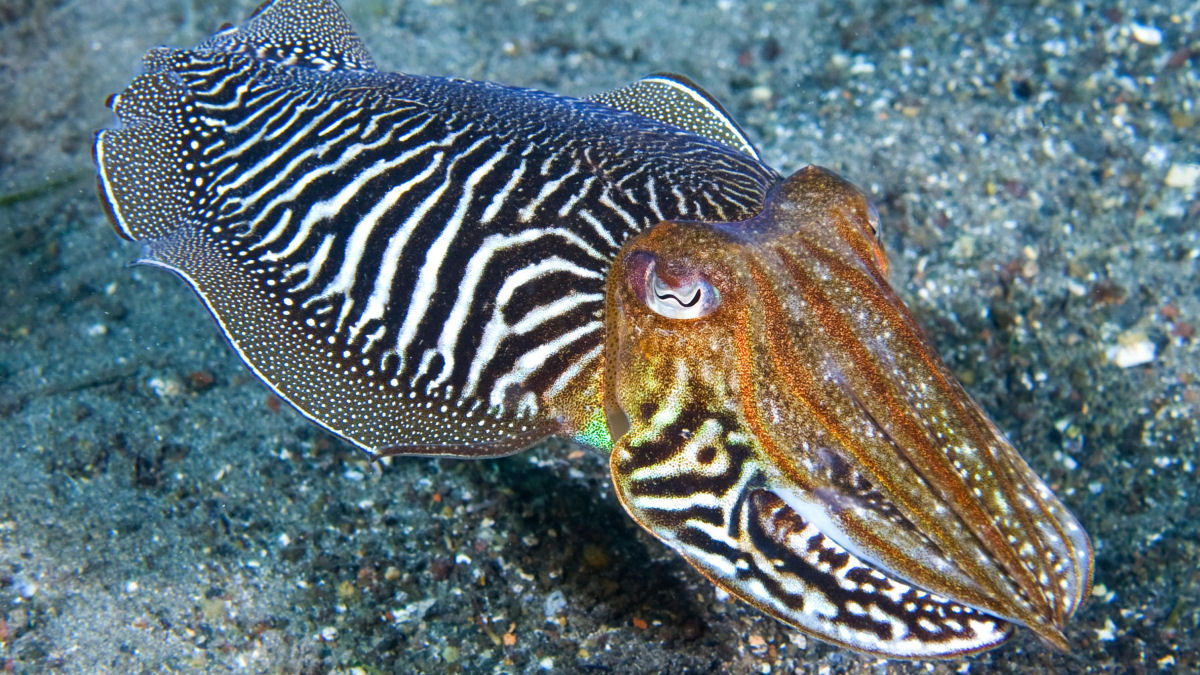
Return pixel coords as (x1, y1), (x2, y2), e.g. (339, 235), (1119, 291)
(589, 73), (763, 161)
(197, 0), (376, 71)
(93, 0), (376, 244)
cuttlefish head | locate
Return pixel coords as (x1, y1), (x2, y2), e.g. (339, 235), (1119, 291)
(603, 165), (1092, 658)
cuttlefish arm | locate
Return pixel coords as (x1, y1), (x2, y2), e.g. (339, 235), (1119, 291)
(604, 166), (1092, 658)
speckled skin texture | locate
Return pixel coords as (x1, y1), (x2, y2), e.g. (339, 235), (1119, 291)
(1, 1), (1197, 672)
(607, 167), (1089, 656)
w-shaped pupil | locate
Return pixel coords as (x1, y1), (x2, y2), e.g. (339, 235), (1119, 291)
(625, 251), (720, 320)
(643, 261), (719, 320)
(656, 288), (702, 307)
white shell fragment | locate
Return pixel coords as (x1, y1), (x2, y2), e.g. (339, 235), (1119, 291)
(1107, 329), (1156, 368)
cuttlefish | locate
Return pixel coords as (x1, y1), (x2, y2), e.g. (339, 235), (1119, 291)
(94, 0), (1091, 658)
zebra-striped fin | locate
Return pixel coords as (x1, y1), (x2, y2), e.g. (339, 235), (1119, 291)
(589, 73), (762, 161)
(95, 0), (777, 457)
(198, 0), (376, 72)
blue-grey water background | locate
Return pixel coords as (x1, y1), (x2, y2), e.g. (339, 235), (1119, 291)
(1, 0), (1197, 672)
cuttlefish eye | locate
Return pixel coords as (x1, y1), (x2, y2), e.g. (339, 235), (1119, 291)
(624, 251), (720, 320)
(862, 200), (888, 275)
(866, 201), (882, 240)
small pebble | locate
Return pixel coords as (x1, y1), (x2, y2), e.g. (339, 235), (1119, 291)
(319, 626), (338, 642)
(848, 59), (876, 75)
(749, 86), (773, 104)
(200, 597), (225, 622)
(336, 579), (358, 600)
(581, 543), (611, 569)
(7, 608), (27, 632)
(148, 376), (182, 397)
(1164, 163), (1200, 190)
(15, 577), (38, 599)
(544, 590), (567, 618)
(187, 370), (215, 391)
(1106, 330), (1156, 368)
(1129, 22), (1163, 46)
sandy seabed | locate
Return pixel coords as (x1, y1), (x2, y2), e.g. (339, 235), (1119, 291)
(1, 0), (1197, 672)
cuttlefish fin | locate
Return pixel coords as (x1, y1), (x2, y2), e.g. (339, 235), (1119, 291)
(197, 0), (376, 72)
(589, 73), (763, 161)
(95, 0), (374, 243)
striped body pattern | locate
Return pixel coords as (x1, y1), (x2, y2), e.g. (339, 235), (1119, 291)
(96, 0), (1091, 659)
(97, 0), (774, 454)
